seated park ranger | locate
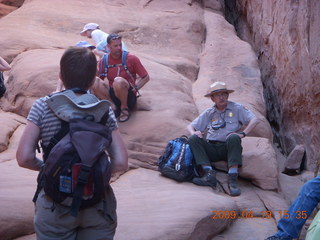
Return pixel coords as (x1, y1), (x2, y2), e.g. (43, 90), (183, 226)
(187, 81), (259, 196)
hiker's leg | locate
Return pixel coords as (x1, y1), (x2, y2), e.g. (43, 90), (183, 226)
(273, 177), (320, 239)
(225, 134), (242, 196)
(91, 77), (112, 102)
(189, 135), (218, 187)
(127, 86), (137, 110)
(113, 77), (129, 110)
(188, 135), (218, 167)
(78, 189), (117, 240)
(34, 190), (77, 240)
(225, 134), (242, 168)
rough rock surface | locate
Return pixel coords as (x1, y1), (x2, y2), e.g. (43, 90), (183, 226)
(225, 0), (320, 170)
(0, 0), (312, 239)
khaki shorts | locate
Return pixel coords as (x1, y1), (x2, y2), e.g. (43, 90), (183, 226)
(34, 188), (117, 240)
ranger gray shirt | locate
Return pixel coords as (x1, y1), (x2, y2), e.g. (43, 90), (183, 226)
(191, 101), (255, 142)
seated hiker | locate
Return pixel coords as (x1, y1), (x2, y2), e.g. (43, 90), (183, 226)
(80, 22), (128, 57)
(95, 33), (150, 122)
(187, 81), (259, 196)
(16, 47), (128, 239)
(266, 176), (320, 240)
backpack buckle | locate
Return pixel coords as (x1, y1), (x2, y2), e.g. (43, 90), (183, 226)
(175, 163), (181, 171)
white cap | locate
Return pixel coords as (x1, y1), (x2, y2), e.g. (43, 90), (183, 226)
(80, 23), (99, 35)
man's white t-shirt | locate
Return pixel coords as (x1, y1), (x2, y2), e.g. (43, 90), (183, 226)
(91, 29), (108, 45)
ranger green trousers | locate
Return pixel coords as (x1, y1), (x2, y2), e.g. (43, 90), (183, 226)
(188, 134), (242, 168)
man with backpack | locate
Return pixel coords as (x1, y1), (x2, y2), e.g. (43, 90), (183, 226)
(187, 81), (259, 196)
(96, 33), (150, 122)
(16, 47), (128, 239)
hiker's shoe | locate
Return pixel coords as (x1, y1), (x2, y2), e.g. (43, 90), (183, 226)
(265, 236), (281, 240)
(228, 173), (241, 196)
(192, 169), (217, 188)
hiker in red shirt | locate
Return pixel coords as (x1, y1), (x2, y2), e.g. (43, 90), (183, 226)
(95, 33), (150, 122)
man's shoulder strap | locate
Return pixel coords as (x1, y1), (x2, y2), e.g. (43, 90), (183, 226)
(121, 50), (129, 66)
(100, 51), (129, 72)
(42, 120), (69, 161)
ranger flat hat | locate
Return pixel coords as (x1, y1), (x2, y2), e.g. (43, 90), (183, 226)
(204, 81), (234, 97)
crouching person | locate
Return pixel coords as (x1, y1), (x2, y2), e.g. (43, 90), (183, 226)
(16, 47), (128, 240)
(187, 81), (259, 196)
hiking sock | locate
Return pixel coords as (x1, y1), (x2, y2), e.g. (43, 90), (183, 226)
(228, 167), (238, 174)
(202, 165), (213, 172)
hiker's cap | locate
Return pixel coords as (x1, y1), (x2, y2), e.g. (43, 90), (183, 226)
(46, 90), (111, 122)
(75, 41), (96, 49)
(80, 23), (99, 35)
(204, 81), (234, 97)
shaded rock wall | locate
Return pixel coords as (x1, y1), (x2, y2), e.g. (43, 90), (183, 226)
(0, 0), (282, 239)
(223, 0), (320, 170)
(0, 0), (24, 18)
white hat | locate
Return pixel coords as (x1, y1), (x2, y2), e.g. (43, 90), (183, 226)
(46, 90), (111, 122)
(204, 81), (234, 97)
(80, 23), (99, 35)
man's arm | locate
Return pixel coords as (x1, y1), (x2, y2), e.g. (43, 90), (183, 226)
(135, 74), (150, 91)
(240, 116), (260, 137)
(93, 49), (106, 58)
(229, 116), (260, 138)
(107, 129), (128, 173)
(16, 121), (44, 171)
(0, 56), (11, 71)
(187, 123), (203, 138)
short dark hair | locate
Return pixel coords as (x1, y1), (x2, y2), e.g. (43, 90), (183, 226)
(60, 47), (97, 90)
(107, 33), (122, 44)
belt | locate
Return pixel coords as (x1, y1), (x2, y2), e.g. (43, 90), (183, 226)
(208, 140), (225, 144)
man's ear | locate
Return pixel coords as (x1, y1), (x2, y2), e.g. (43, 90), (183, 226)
(59, 72), (65, 85)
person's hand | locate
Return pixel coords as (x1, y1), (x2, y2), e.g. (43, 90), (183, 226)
(194, 131), (203, 138)
(227, 132), (244, 139)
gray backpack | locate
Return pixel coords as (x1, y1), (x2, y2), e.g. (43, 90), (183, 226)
(34, 112), (112, 217)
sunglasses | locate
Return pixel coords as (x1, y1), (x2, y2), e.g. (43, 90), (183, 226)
(211, 119), (226, 130)
(107, 34), (121, 44)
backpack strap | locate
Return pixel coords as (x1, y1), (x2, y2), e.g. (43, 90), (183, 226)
(70, 164), (91, 217)
(32, 120), (70, 203)
(42, 120), (69, 161)
(69, 116), (111, 217)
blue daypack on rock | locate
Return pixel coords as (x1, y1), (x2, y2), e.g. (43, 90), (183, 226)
(158, 135), (197, 182)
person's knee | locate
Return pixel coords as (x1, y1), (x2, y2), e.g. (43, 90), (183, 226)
(226, 134), (241, 144)
(302, 177), (320, 193)
(113, 77), (129, 90)
(188, 134), (201, 145)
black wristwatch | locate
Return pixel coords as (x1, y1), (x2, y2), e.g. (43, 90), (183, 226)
(239, 132), (246, 137)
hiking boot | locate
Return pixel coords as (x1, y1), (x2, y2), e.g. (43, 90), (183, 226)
(228, 173), (241, 196)
(192, 169), (217, 188)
